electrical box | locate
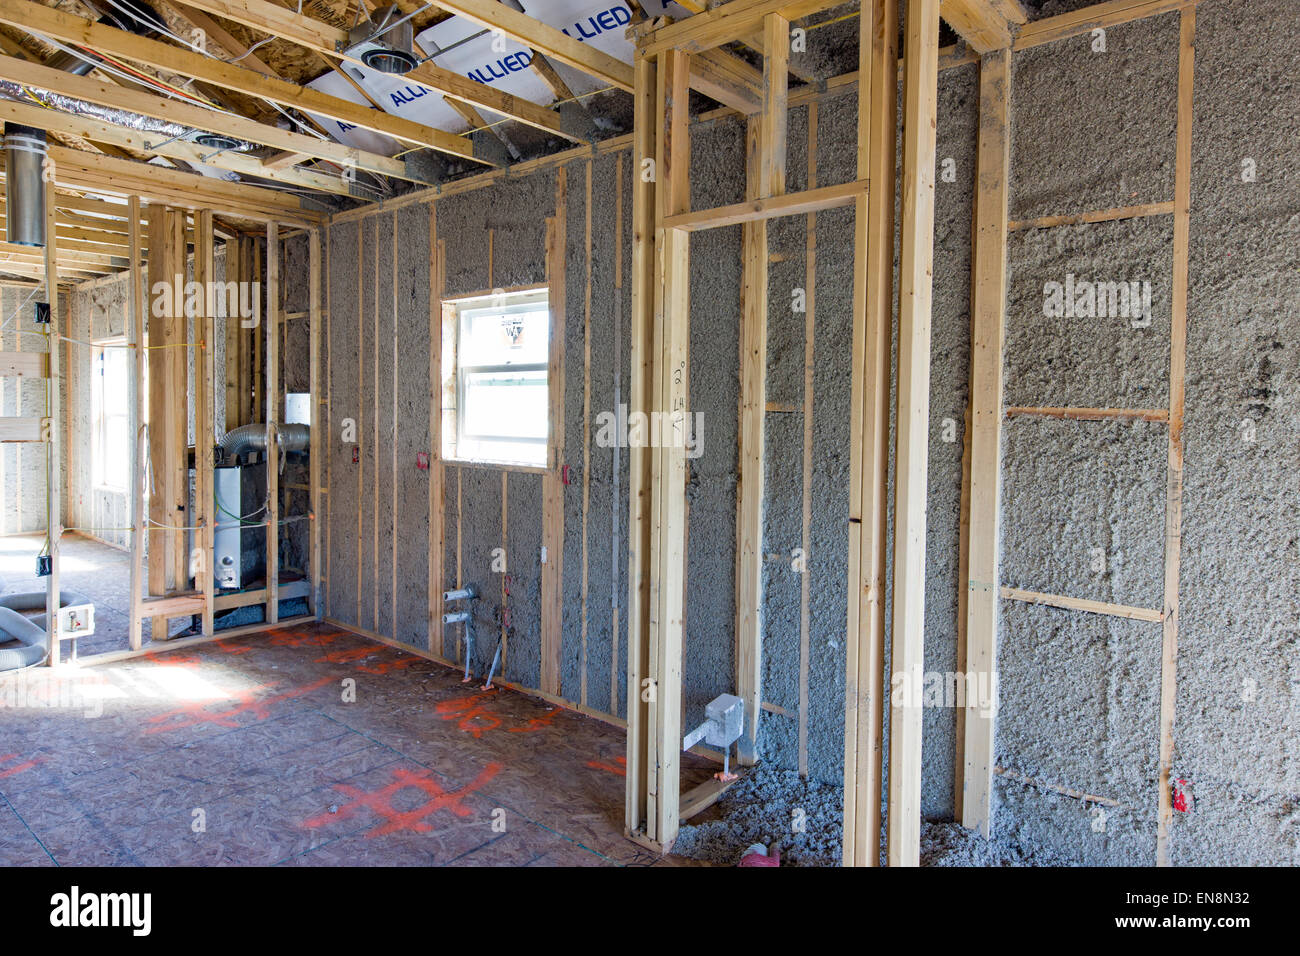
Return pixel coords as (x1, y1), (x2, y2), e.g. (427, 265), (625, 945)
(704, 694), (745, 748)
(58, 603), (95, 638)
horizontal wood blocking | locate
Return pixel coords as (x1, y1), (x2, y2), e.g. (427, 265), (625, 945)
(1008, 202), (1175, 231)
(0, 352), (48, 378)
(1015, 0), (1197, 50)
(640, 0), (842, 56)
(940, 0), (1022, 54)
(1005, 406), (1169, 423)
(0, 416), (43, 442)
(138, 592), (206, 618)
(999, 586), (1164, 623)
(995, 766), (1122, 807)
(663, 180), (867, 231)
(679, 773), (744, 823)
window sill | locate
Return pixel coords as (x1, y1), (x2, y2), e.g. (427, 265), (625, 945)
(441, 457), (550, 476)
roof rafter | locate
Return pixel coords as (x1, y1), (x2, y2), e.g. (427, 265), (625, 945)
(0, 97), (356, 197)
(0, 53), (437, 186)
(172, 0), (586, 142)
(940, 0), (1026, 53)
(0, 0), (481, 163)
(430, 0), (635, 91)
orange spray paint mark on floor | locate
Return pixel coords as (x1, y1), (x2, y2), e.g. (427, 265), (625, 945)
(142, 649), (203, 669)
(302, 762), (504, 838)
(356, 656), (421, 676)
(587, 756), (627, 777)
(314, 646), (384, 665)
(270, 630), (337, 649)
(313, 645), (421, 675)
(509, 707), (561, 733)
(144, 676), (333, 734)
(434, 689), (503, 738)
(0, 754), (42, 780)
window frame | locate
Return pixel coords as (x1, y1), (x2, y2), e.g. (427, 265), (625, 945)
(91, 338), (131, 494)
(442, 285), (551, 469)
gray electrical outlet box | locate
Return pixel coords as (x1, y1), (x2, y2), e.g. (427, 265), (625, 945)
(704, 694), (745, 747)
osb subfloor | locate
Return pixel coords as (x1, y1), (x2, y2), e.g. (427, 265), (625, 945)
(0, 622), (716, 866)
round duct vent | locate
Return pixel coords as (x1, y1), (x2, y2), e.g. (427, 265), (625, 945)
(361, 45), (418, 74)
(195, 133), (242, 151)
(358, 5), (418, 75)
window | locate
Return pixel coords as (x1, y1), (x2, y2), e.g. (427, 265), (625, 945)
(442, 288), (550, 467)
(92, 340), (130, 492)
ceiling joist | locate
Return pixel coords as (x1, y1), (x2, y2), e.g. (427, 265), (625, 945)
(0, 0), (481, 163)
(43, 145), (325, 225)
(940, 0), (1027, 53)
(0, 54), (435, 187)
(172, 0), (585, 142)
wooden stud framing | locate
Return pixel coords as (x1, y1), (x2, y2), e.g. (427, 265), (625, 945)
(355, 223), (363, 625)
(391, 211), (399, 641)
(736, 11), (790, 768)
(325, 226), (332, 620)
(310, 227), (323, 618)
(540, 169), (568, 698)
(888, 0), (940, 867)
(798, 101), (818, 778)
(842, 0), (898, 868)
(611, 152), (625, 715)
(580, 160), (594, 707)
(265, 221), (279, 625)
(645, 47), (692, 850)
(1157, 4), (1195, 868)
(43, 163), (62, 665)
(145, 206), (189, 640)
(371, 224), (379, 633)
(958, 46), (1012, 838)
(128, 197), (145, 652)
(428, 206), (445, 653)
(196, 209), (216, 638)
(224, 235), (242, 431)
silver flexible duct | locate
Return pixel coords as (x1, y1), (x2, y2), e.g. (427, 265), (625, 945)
(219, 423), (310, 457)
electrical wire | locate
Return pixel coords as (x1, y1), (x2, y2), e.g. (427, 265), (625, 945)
(0, 286), (40, 334)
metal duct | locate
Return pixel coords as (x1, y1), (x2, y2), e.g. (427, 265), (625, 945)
(219, 423), (311, 457)
(352, 5), (420, 75)
(4, 124), (47, 247)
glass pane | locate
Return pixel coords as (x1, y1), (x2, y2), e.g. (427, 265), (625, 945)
(104, 345), (129, 397)
(460, 307), (549, 367)
(462, 370), (548, 440)
(457, 437), (547, 468)
(105, 415), (129, 490)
